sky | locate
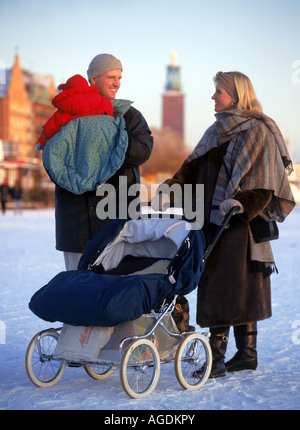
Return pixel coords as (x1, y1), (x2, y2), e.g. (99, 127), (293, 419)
(1, 0), (300, 161)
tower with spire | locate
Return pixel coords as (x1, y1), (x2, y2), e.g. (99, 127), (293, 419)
(162, 50), (184, 139)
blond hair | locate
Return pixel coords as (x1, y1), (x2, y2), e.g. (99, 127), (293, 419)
(214, 71), (263, 112)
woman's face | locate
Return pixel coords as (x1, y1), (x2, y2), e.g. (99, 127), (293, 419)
(212, 84), (235, 112)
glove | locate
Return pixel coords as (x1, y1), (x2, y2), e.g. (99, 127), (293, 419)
(219, 199), (244, 216)
(150, 193), (170, 211)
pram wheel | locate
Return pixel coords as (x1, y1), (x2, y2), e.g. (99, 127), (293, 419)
(120, 338), (160, 399)
(84, 364), (115, 380)
(25, 329), (65, 387)
(175, 333), (212, 390)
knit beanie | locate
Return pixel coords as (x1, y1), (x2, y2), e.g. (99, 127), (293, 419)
(87, 54), (123, 81)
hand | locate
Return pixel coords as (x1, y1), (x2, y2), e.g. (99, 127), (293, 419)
(150, 193), (170, 211)
(219, 199), (244, 216)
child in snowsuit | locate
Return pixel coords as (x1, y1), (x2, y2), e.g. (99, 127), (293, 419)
(38, 74), (113, 147)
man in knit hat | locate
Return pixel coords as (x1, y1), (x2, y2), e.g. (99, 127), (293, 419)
(87, 53), (123, 100)
(55, 53), (154, 270)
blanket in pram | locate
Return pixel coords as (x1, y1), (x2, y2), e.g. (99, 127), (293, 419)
(29, 218), (206, 326)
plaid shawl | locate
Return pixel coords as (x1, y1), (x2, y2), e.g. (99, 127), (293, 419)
(186, 110), (295, 225)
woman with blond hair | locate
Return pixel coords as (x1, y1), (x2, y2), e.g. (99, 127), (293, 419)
(153, 71), (295, 378)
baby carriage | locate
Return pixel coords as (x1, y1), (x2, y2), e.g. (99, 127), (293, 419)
(26, 208), (236, 398)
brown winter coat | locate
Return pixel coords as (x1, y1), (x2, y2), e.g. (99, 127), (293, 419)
(165, 145), (272, 327)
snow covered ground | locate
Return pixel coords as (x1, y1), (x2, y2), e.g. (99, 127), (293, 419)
(0, 207), (299, 411)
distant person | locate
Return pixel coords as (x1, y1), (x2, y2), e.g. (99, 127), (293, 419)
(37, 74), (113, 148)
(152, 71), (295, 378)
(53, 54), (153, 270)
(0, 179), (9, 214)
(10, 180), (23, 215)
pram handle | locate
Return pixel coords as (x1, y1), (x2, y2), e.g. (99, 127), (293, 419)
(203, 206), (240, 261)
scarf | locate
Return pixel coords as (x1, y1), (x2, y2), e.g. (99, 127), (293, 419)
(186, 109), (295, 224)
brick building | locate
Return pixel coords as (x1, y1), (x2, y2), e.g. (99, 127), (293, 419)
(162, 50), (184, 140)
(141, 51), (187, 182)
(0, 54), (56, 196)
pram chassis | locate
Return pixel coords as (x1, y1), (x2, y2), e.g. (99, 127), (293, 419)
(25, 298), (212, 398)
(25, 207), (238, 398)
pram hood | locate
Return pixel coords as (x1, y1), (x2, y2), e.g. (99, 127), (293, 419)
(29, 217), (206, 326)
(90, 218), (192, 272)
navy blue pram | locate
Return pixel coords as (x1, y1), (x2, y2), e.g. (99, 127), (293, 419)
(26, 208), (238, 397)
(29, 217), (206, 327)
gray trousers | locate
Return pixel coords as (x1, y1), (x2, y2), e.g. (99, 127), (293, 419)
(63, 252), (82, 271)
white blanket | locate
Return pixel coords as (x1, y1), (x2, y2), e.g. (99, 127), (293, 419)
(92, 218), (191, 272)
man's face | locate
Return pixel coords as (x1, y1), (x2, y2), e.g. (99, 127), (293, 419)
(90, 69), (122, 99)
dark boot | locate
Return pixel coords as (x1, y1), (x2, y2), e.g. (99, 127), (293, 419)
(209, 327), (230, 378)
(194, 326), (230, 379)
(225, 323), (257, 372)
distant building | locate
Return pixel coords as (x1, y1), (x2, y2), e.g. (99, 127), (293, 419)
(162, 50), (184, 140)
(0, 54), (56, 197)
(141, 51), (187, 182)
(23, 70), (57, 154)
